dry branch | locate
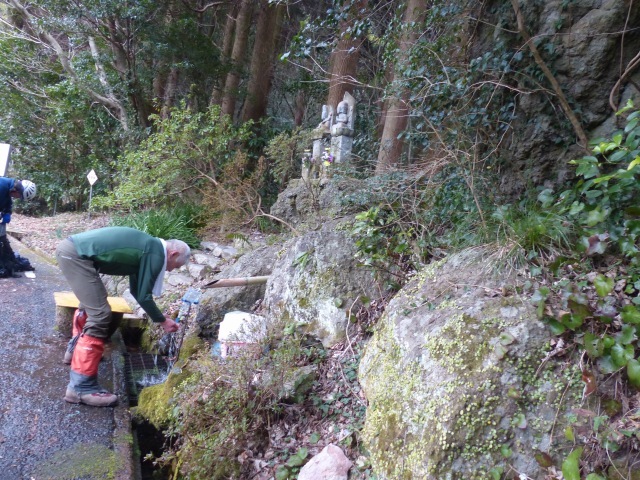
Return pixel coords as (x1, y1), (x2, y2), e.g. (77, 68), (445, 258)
(510, 0), (588, 149)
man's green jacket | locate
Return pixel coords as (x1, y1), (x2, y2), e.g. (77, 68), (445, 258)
(71, 227), (166, 323)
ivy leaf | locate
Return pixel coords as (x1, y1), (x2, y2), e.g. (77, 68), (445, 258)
(627, 359), (640, 389)
(586, 474), (606, 480)
(500, 444), (512, 458)
(593, 274), (614, 297)
(560, 312), (583, 330)
(512, 413), (527, 429)
(627, 156), (640, 170)
(489, 467), (503, 480)
(586, 208), (609, 226)
(546, 318), (566, 335)
(598, 355), (620, 374)
(617, 324), (637, 345)
(286, 447), (308, 467)
(584, 332), (603, 358)
(611, 343), (634, 368)
(275, 466), (289, 480)
(568, 295), (591, 319)
(574, 157), (600, 178)
(608, 149), (629, 163)
(584, 233), (609, 255)
(561, 447), (583, 480)
(621, 305), (640, 325)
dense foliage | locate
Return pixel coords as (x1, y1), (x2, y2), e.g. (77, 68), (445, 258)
(1, 0), (638, 477)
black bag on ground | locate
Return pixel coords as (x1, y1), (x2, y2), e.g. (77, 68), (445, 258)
(14, 254), (35, 272)
(0, 235), (35, 276)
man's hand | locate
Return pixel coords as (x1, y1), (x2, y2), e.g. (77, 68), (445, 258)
(160, 317), (179, 333)
(1, 213), (10, 224)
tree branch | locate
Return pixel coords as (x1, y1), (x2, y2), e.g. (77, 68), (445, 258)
(7, 0), (129, 130)
(510, 0), (588, 149)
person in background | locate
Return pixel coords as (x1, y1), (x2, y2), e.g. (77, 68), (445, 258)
(0, 177), (36, 277)
(55, 226), (191, 407)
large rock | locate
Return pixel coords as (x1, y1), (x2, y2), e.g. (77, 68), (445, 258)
(196, 245), (279, 337)
(474, 0), (640, 195)
(269, 177), (370, 227)
(263, 217), (381, 347)
(359, 248), (583, 479)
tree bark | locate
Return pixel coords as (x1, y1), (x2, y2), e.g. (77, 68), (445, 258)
(240, 0), (285, 123)
(220, 0), (254, 119)
(326, 0), (369, 112)
(293, 90), (306, 127)
(375, 0), (427, 173)
(211, 2), (238, 106)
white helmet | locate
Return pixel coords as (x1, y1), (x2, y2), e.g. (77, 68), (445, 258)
(21, 180), (36, 200)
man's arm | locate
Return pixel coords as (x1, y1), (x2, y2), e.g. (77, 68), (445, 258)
(129, 273), (165, 323)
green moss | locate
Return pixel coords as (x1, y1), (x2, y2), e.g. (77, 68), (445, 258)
(362, 292), (586, 480)
(33, 442), (118, 479)
(179, 333), (204, 360)
(135, 366), (196, 428)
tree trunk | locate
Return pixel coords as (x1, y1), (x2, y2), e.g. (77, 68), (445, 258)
(294, 90), (306, 127)
(211, 2), (238, 106)
(161, 66), (180, 119)
(375, 0), (427, 173)
(240, 0), (285, 123)
(326, 0), (369, 112)
(220, 0), (254, 119)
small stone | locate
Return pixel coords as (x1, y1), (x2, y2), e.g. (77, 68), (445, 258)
(297, 444), (352, 480)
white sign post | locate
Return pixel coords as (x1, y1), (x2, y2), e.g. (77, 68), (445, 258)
(0, 144), (11, 177)
(87, 169), (98, 219)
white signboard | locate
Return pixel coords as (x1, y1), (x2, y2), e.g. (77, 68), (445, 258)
(0, 144), (11, 177)
(87, 169), (98, 185)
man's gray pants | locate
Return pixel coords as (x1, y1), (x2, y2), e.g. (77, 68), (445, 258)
(55, 238), (116, 339)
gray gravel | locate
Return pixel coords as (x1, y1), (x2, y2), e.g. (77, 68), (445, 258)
(0, 238), (132, 480)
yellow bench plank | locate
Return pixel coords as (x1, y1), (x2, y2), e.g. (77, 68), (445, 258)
(54, 291), (132, 313)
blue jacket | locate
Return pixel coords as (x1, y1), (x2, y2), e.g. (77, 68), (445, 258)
(0, 177), (16, 215)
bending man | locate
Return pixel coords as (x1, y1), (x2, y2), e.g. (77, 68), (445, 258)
(56, 226), (191, 407)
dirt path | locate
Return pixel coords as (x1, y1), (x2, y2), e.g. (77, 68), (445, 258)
(0, 238), (131, 480)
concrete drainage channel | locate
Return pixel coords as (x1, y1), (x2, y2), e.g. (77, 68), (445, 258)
(113, 331), (172, 480)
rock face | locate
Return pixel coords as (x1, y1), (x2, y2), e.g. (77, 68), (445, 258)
(470, 0), (640, 195)
(263, 217), (381, 347)
(269, 177), (369, 227)
(359, 249), (582, 479)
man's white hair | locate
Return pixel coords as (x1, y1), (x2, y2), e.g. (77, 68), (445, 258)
(167, 239), (191, 265)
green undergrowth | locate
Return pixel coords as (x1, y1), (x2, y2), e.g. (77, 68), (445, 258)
(527, 100), (640, 478)
(109, 202), (204, 248)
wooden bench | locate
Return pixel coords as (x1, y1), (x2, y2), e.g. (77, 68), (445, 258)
(54, 291), (133, 337)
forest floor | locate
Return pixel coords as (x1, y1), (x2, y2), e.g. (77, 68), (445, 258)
(10, 212), (111, 258)
(9, 211), (374, 479)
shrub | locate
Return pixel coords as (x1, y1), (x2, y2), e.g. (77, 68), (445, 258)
(109, 204), (203, 248)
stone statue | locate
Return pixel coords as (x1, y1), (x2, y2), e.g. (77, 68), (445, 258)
(318, 105), (334, 135)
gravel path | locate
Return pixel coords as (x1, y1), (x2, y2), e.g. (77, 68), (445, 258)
(0, 236), (131, 480)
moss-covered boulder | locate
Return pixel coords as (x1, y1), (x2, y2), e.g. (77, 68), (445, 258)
(264, 217), (382, 347)
(359, 248), (583, 479)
